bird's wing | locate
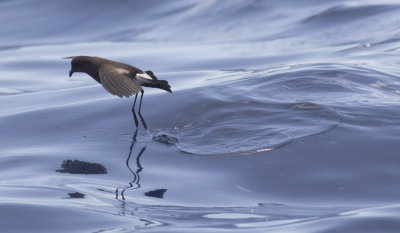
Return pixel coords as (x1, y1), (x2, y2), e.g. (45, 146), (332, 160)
(99, 66), (142, 98)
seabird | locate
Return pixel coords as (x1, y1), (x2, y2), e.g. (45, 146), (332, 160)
(64, 56), (172, 129)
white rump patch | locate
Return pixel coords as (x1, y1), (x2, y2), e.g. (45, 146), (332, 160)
(136, 72), (153, 80)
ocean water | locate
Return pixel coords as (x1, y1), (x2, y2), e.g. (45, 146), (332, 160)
(1, 0), (400, 232)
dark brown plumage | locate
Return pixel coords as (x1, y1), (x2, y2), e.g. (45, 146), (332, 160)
(64, 56), (172, 129)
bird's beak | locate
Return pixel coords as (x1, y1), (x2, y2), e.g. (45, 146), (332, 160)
(69, 70), (73, 77)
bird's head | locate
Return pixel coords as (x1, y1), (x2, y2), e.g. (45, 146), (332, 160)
(63, 56), (93, 77)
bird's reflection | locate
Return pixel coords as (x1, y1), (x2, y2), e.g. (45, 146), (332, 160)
(116, 128), (146, 200)
(116, 128), (168, 205)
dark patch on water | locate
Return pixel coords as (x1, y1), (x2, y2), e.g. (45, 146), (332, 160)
(56, 160), (107, 175)
(145, 189), (167, 199)
(67, 192), (85, 199)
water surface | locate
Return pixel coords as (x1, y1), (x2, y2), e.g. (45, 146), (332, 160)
(1, 0), (400, 232)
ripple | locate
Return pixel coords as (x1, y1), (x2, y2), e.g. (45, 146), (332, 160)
(150, 64), (399, 155)
(152, 65), (345, 155)
(160, 101), (339, 155)
(0, 87), (26, 96)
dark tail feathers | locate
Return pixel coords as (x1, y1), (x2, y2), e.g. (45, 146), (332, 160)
(157, 80), (172, 93)
(145, 70), (158, 80)
(143, 70), (171, 93)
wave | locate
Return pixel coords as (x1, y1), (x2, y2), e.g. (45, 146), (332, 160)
(0, 0), (399, 49)
(150, 62), (400, 155)
(302, 4), (400, 25)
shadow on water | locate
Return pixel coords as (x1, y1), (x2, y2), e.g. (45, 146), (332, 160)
(56, 160), (107, 175)
(67, 192), (86, 199)
(145, 189), (167, 198)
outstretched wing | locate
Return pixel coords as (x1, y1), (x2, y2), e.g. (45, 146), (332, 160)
(99, 66), (141, 98)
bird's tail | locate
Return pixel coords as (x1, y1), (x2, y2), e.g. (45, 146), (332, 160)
(143, 70), (172, 93)
(157, 80), (172, 93)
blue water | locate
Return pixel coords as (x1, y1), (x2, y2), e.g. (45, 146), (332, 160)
(1, 0), (400, 232)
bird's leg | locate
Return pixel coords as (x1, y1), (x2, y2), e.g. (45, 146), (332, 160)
(132, 93), (138, 127)
(138, 90), (148, 130)
(132, 93), (138, 110)
(138, 89), (144, 114)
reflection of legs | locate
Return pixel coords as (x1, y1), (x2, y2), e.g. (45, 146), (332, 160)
(132, 93), (138, 127)
(119, 128), (146, 200)
(117, 128), (137, 200)
(138, 90), (148, 130)
(116, 128), (138, 200)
